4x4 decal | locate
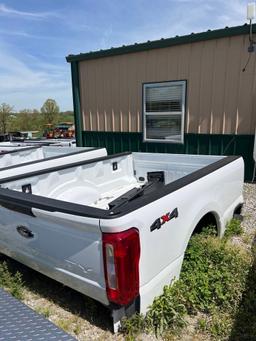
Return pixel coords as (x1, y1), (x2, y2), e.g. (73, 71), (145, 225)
(150, 208), (178, 232)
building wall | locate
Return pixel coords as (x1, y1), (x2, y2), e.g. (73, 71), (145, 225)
(82, 131), (255, 181)
(78, 34), (256, 135)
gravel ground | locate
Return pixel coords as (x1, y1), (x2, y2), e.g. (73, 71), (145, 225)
(241, 183), (256, 236)
(2, 183), (256, 340)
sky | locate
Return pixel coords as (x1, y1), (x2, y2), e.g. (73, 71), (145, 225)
(0, 0), (251, 111)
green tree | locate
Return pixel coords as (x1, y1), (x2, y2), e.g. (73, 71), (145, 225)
(0, 103), (13, 133)
(16, 109), (42, 131)
(41, 99), (60, 125)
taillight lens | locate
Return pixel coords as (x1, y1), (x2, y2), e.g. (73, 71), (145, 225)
(102, 228), (140, 306)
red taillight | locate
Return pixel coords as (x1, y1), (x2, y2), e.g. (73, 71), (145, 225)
(102, 228), (140, 306)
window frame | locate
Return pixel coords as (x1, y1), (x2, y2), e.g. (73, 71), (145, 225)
(143, 80), (187, 144)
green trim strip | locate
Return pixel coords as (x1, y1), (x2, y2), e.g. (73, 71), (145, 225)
(66, 23), (255, 62)
(82, 131), (255, 181)
(71, 61), (83, 146)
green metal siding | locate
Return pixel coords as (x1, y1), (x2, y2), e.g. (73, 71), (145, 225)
(82, 131), (255, 181)
(70, 61), (83, 146)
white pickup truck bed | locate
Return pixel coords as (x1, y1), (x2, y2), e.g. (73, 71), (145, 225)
(0, 139), (76, 147)
(0, 152), (244, 330)
(0, 146), (107, 178)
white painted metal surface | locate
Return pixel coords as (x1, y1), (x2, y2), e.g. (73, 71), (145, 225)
(23, 139), (77, 147)
(0, 139), (76, 147)
(0, 146), (107, 178)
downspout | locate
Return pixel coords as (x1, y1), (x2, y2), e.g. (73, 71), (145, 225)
(70, 61), (83, 146)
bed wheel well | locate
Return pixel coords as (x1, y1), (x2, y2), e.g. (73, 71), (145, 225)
(192, 212), (218, 236)
(233, 204), (243, 221)
(233, 204), (243, 215)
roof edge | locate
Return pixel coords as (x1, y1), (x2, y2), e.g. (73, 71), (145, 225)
(66, 23), (255, 63)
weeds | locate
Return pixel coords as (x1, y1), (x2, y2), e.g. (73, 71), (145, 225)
(146, 282), (187, 336)
(73, 320), (83, 336)
(224, 219), (243, 239)
(121, 220), (251, 340)
(180, 233), (249, 313)
(0, 260), (24, 299)
(35, 306), (51, 318)
(56, 316), (83, 335)
(120, 313), (146, 340)
(199, 308), (233, 339)
(55, 318), (71, 332)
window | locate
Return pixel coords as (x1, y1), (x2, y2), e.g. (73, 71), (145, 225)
(143, 80), (186, 143)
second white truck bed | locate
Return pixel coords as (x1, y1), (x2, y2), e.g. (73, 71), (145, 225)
(0, 146), (107, 179)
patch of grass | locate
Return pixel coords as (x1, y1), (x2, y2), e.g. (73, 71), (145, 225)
(224, 219), (243, 239)
(73, 320), (82, 336)
(146, 281), (187, 336)
(180, 234), (249, 313)
(120, 313), (146, 340)
(201, 225), (218, 237)
(121, 223), (251, 340)
(197, 308), (233, 339)
(56, 316), (83, 336)
(197, 317), (207, 331)
(56, 318), (71, 333)
(35, 306), (51, 318)
(0, 260), (24, 299)
(206, 309), (233, 339)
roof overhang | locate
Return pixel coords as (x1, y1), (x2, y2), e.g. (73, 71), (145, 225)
(66, 23), (255, 63)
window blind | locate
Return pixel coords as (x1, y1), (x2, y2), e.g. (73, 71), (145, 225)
(145, 85), (183, 112)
